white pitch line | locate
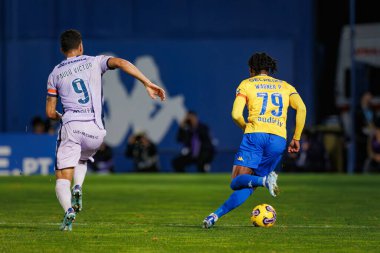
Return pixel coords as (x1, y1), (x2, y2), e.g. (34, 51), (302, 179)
(164, 223), (380, 229)
(0, 222), (89, 226)
(0, 222), (378, 229)
(277, 225), (380, 229)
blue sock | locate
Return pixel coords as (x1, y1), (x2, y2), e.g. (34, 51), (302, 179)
(230, 174), (265, 190)
(213, 188), (254, 218)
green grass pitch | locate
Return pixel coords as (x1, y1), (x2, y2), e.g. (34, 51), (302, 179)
(0, 174), (379, 252)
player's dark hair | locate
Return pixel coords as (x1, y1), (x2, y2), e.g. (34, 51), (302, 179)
(60, 29), (82, 53)
(248, 52), (277, 75)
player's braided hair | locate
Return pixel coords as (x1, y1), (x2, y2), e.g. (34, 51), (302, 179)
(60, 29), (82, 53)
(248, 52), (277, 75)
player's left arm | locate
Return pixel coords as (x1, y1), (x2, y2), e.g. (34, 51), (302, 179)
(46, 96), (62, 120)
(107, 57), (166, 101)
(288, 93), (307, 153)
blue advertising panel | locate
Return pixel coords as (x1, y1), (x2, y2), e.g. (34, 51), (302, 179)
(0, 134), (56, 176)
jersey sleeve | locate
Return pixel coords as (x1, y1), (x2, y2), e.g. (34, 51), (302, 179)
(231, 95), (247, 131)
(288, 84), (307, 140)
(47, 73), (58, 97)
(232, 81), (248, 130)
(288, 84), (301, 109)
(97, 55), (114, 74)
(288, 84), (298, 97)
(235, 81), (248, 102)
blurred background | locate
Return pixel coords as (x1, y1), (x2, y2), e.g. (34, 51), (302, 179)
(0, 0), (379, 175)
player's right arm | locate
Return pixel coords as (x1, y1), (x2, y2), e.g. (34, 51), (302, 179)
(46, 96), (62, 120)
(46, 73), (62, 120)
(107, 58), (166, 101)
(231, 96), (246, 130)
(288, 88), (307, 153)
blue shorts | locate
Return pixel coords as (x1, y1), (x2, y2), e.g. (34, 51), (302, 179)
(233, 133), (286, 177)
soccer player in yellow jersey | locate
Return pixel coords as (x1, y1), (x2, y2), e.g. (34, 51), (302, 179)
(203, 52), (306, 228)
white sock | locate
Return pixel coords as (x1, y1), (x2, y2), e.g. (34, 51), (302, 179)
(55, 179), (72, 211)
(74, 162), (87, 187)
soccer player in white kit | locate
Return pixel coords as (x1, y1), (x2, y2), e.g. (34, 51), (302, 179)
(46, 29), (166, 231)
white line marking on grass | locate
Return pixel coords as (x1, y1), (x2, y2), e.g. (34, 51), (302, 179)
(0, 222), (89, 226)
(277, 225), (379, 229)
(164, 223), (380, 229)
(0, 222), (378, 229)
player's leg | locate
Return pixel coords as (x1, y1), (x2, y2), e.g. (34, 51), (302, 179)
(55, 168), (74, 212)
(228, 133), (268, 189)
(214, 166), (257, 218)
(71, 160), (87, 213)
(230, 133), (286, 197)
(258, 134), (287, 197)
(229, 167), (267, 190)
(55, 122), (81, 230)
(203, 166), (255, 228)
(229, 167), (279, 196)
(56, 168), (76, 231)
(71, 121), (106, 213)
(74, 160), (87, 187)
(203, 133), (267, 228)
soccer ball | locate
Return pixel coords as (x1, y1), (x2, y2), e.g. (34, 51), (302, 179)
(250, 204), (277, 227)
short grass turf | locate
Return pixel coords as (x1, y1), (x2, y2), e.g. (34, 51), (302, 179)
(0, 174), (379, 253)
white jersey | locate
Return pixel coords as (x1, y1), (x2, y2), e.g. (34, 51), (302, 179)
(47, 55), (112, 129)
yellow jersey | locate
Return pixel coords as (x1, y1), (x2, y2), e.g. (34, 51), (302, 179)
(233, 74), (306, 140)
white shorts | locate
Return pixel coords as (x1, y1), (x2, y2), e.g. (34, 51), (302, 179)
(55, 120), (107, 170)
